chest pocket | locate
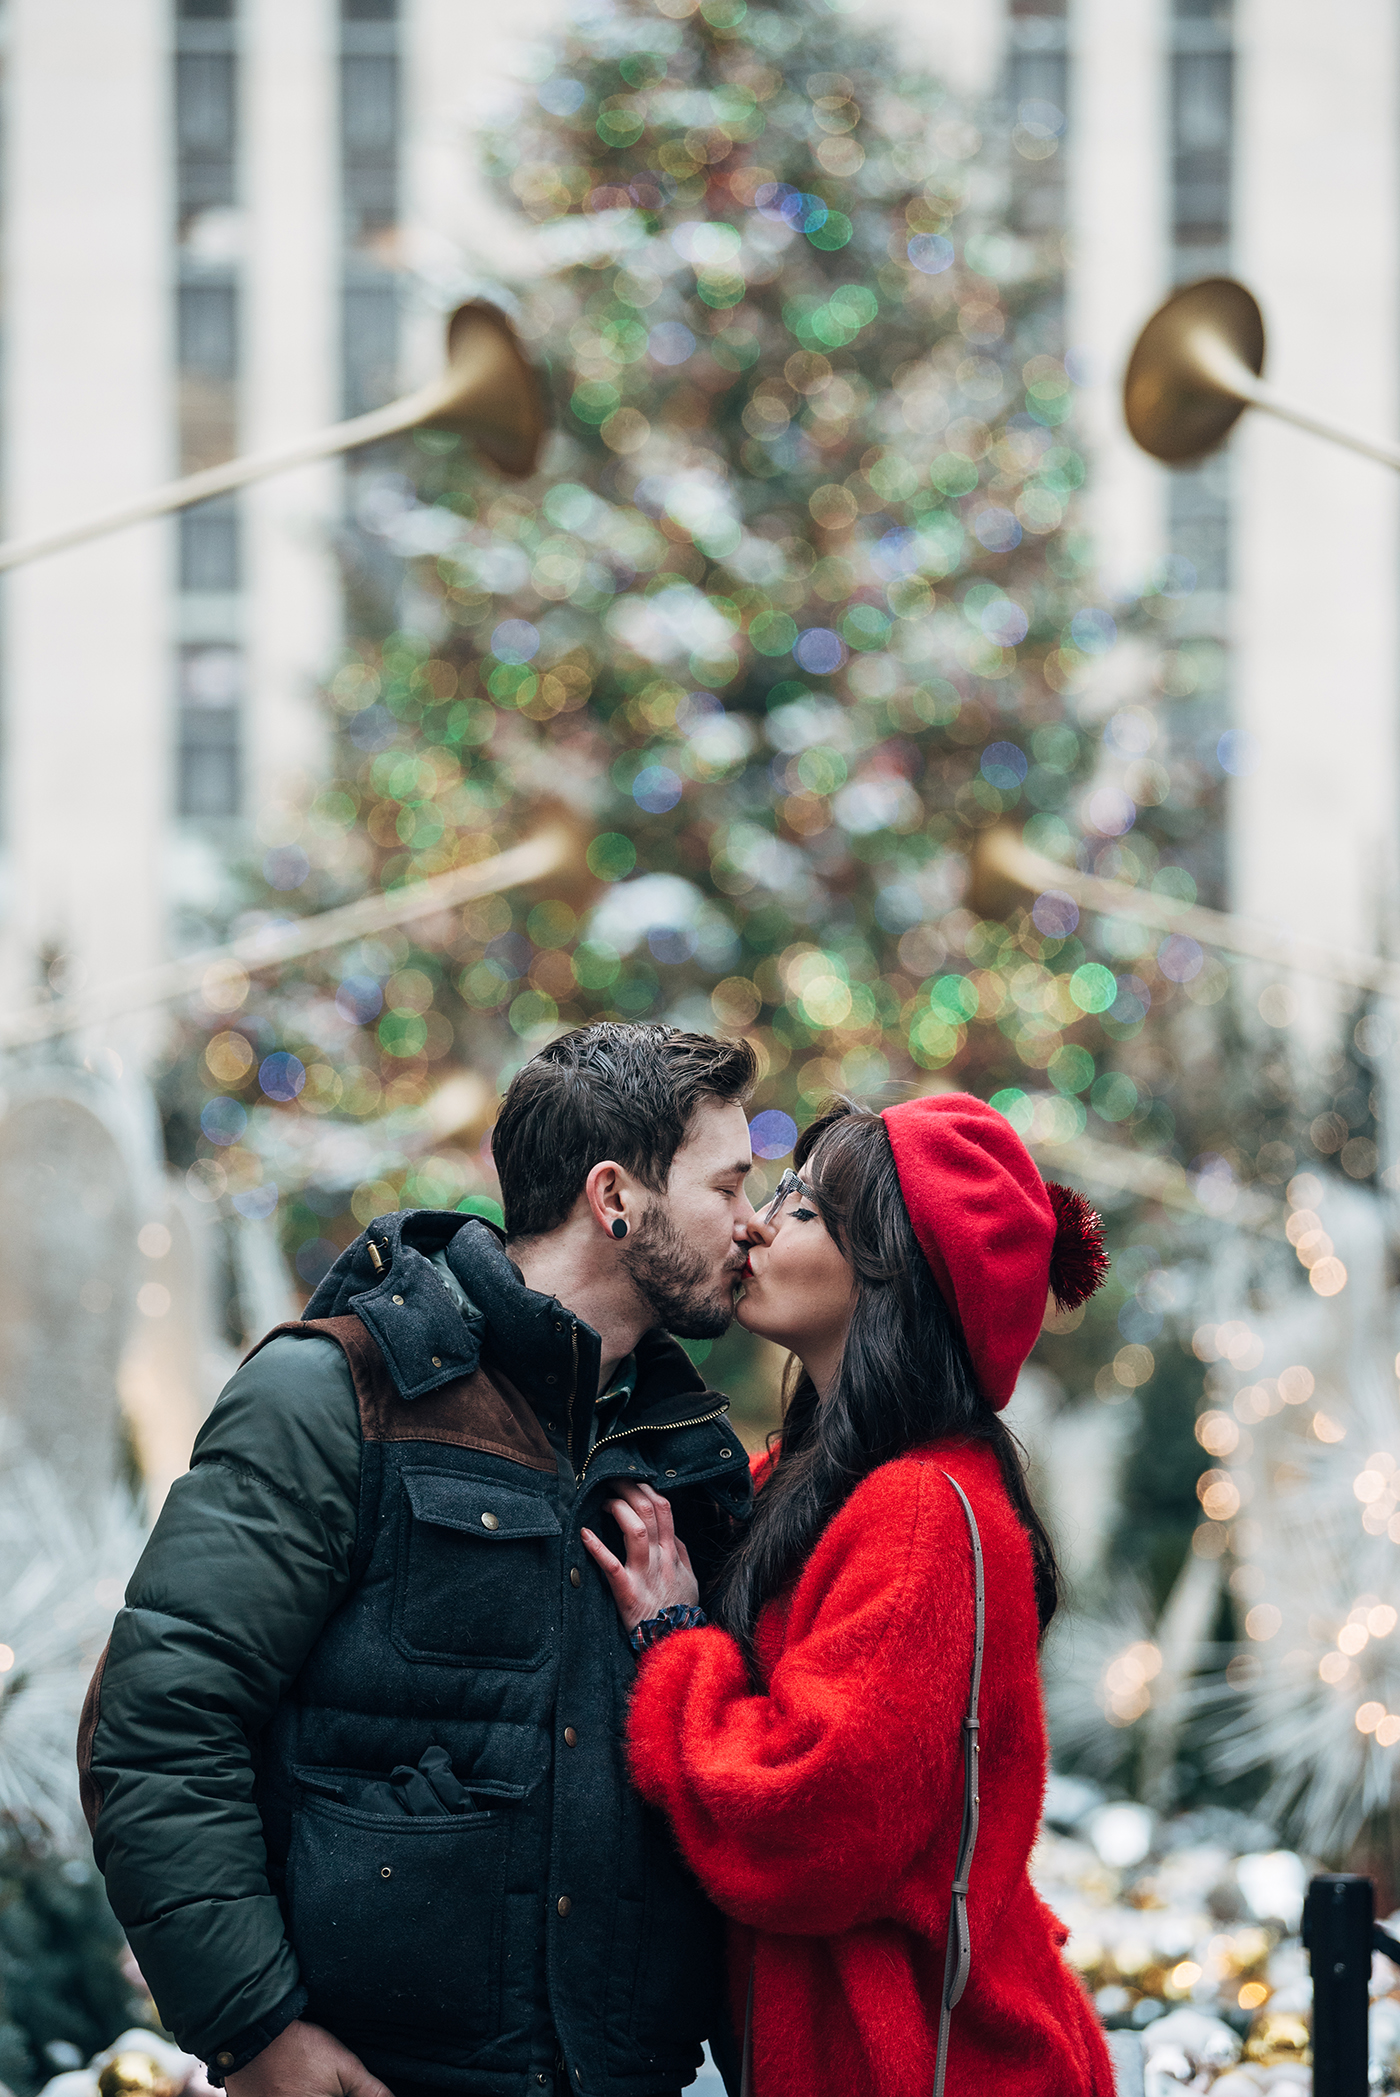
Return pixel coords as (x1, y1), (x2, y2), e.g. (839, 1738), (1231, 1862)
(392, 1468), (562, 1671)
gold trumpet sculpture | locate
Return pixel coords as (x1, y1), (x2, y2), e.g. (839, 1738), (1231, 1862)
(972, 822), (1400, 1004)
(0, 802), (598, 1049)
(0, 301), (547, 574)
(1124, 275), (1400, 472)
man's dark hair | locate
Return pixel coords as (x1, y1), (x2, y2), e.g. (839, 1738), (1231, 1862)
(491, 1021), (758, 1239)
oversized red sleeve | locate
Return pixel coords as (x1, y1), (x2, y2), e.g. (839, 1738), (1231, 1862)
(626, 1459), (974, 1937)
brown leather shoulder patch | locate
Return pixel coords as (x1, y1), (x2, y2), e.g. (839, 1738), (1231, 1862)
(241, 1314), (399, 1428)
(78, 1637), (111, 1834)
(241, 1313), (371, 1375)
(361, 1361), (556, 1474)
(242, 1315), (555, 1475)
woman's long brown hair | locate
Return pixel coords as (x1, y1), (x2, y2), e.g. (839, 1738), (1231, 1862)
(712, 1100), (1061, 1673)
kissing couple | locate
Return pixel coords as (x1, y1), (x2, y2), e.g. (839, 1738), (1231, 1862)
(82, 1019), (1114, 2097)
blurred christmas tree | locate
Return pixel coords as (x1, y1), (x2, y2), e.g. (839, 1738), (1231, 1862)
(0, 1843), (144, 2097)
(162, 0), (1184, 1371)
(141, 0), (1400, 1861)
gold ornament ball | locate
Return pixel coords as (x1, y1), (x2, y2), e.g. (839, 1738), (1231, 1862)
(97, 2053), (180, 2097)
(1244, 2010), (1312, 2066)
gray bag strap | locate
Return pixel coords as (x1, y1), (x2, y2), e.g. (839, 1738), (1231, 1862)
(739, 1957), (755, 2097)
(933, 1472), (985, 2097)
(738, 1470), (986, 2097)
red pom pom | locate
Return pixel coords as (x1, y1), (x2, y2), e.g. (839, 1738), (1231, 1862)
(1045, 1183), (1109, 1311)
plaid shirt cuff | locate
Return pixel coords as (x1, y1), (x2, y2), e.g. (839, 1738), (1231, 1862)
(629, 1604), (708, 1653)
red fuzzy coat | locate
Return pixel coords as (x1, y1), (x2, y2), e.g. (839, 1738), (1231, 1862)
(626, 1439), (1113, 2097)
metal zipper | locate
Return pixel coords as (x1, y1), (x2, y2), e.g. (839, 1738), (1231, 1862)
(579, 1406), (733, 1481)
(564, 1320), (582, 1473)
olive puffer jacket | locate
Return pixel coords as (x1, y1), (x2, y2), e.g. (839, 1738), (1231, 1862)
(80, 1214), (751, 2097)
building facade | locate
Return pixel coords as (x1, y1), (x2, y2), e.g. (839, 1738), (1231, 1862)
(0, 0), (1393, 1439)
(2, 0), (1391, 1039)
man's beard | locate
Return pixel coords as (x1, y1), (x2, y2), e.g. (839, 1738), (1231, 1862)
(621, 1203), (741, 1339)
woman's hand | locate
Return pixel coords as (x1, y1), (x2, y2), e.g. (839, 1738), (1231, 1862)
(581, 1481), (699, 1632)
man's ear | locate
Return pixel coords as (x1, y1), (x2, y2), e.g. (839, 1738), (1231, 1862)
(584, 1160), (633, 1241)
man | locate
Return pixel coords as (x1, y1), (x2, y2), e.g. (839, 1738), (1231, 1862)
(81, 1022), (759, 2097)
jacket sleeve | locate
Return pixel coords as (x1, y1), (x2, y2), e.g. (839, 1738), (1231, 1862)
(86, 1334), (362, 2068)
(625, 1460), (972, 1939)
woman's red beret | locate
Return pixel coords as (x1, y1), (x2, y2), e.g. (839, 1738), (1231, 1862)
(882, 1092), (1108, 1408)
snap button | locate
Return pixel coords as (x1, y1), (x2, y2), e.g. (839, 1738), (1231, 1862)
(570, 1567), (582, 1588)
(557, 1895), (572, 1917)
(546, 1374), (557, 1384)
(719, 1448), (733, 1458)
(481, 1511), (500, 1530)
(665, 1468), (677, 1478)
(380, 1866), (392, 1879)
(215, 2055), (234, 2071)
(392, 1294), (404, 1305)
(564, 1726), (577, 1746)
(431, 1355), (441, 1367)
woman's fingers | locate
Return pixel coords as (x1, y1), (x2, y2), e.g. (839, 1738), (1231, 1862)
(608, 1495), (654, 1566)
(631, 1485), (661, 1548)
(609, 1495), (648, 1537)
(609, 1485), (671, 1571)
(619, 1486), (699, 1608)
(580, 1528), (639, 1618)
(580, 1526), (624, 1576)
(600, 1481), (694, 1585)
(605, 1484), (690, 1569)
(610, 1480), (666, 1522)
(645, 1484), (678, 1554)
(588, 1488), (700, 1629)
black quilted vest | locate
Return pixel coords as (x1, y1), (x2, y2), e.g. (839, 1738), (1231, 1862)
(251, 1214), (751, 2097)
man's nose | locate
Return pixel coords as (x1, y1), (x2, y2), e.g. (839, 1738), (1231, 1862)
(732, 1188), (759, 1238)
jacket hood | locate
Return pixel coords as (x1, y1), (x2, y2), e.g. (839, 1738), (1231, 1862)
(303, 1211), (591, 1406)
(302, 1211), (708, 1428)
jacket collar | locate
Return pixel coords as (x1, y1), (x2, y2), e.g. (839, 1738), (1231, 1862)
(461, 1221), (600, 1429)
(303, 1211), (580, 1404)
(302, 1212), (704, 1443)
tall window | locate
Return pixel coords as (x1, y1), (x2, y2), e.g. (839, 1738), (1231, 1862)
(341, 0), (401, 417)
(175, 53), (236, 223)
(1167, 0), (1233, 602)
(1006, 0), (1068, 238)
(1167, 0), (1232, 908)
(179, 499), (240, 594)
(341, 49), (399, 237)
(175, 0), (242, 818)
(178, 280), (239, 473)
(177, 646), (242, 818)
(1171, 13), (1232, 261)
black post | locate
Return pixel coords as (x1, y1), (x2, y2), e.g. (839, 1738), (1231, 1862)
(1305, 1872), (1371, 2096)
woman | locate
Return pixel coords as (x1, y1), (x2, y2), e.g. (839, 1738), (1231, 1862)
(581, 1093), (1115, 2097)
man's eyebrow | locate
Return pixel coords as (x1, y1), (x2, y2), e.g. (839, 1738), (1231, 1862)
(716, 1159), (753, 1178)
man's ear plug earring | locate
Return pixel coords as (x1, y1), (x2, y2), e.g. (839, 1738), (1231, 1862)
(611, 1218), (628, 1239)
